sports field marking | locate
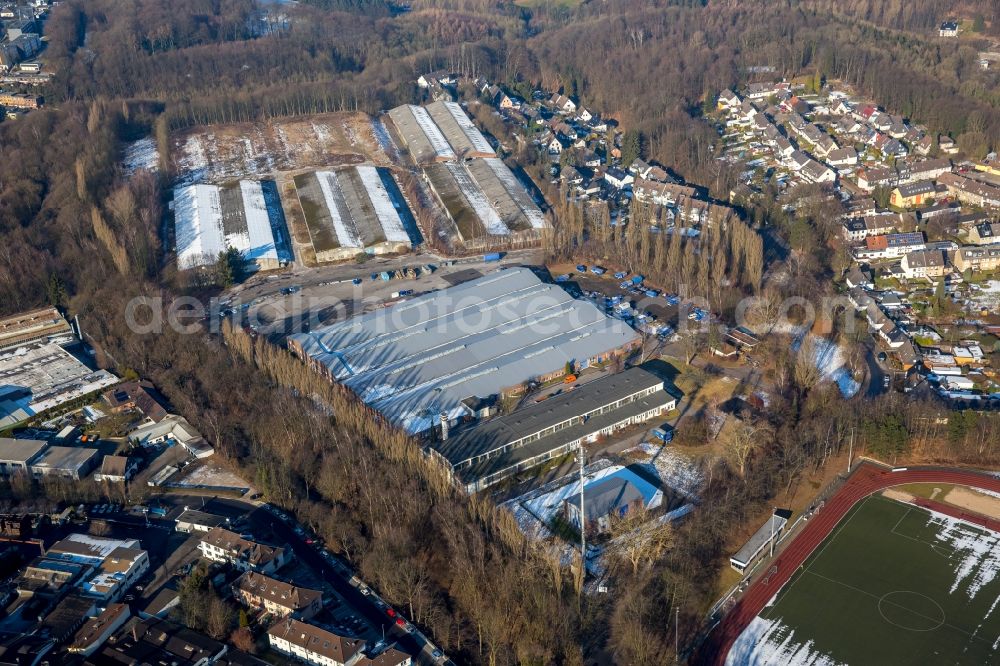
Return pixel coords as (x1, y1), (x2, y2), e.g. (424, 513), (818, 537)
(758, 497), (871, 624)
(877, 591), (945, 632)
(888, 506), (955, 559)
(803, 569), (991, 645)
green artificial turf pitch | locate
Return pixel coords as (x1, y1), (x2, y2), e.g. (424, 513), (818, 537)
(748, 494), (1000, 665)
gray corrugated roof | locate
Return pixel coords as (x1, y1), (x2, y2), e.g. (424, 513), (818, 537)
(289, 268), (639, 434)
(573, 476), (643, 522)
(455, 389), (675, 484)
(439, 366), (664, 465)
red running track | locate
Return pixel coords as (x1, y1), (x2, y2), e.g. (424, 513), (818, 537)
(695, 463), (1000, 666)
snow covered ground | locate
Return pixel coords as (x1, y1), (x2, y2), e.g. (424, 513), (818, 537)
(122, 138), (159, 175)
(928, 509), (1000, 602)
(726, 617), (844, 666)
(622, 441), (703, 498)
(790, 333), (860, 398)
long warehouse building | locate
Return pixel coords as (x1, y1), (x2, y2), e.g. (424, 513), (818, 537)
(293, 166), (417, 263)
(387, 104), (456, 164)
(425, 100), (496, 159)
(431, 366), (677, 493)
(288, 267), (640, 435)
(173, 180), (290, 271)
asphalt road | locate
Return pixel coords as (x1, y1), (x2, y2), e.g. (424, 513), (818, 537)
(860, 336), (887, 398)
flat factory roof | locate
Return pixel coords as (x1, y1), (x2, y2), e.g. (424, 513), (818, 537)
(0, 343), (118, 429)
(30, 445), (100, 473)
(289, 268), (640, 434)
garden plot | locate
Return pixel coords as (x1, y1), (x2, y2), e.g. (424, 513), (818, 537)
(171, 112), (392, 185)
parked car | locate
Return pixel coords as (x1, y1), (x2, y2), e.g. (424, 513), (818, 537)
(576, 264), (587, 273)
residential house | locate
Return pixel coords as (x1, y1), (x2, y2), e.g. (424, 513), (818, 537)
(968, 222), (1000, 245)
(788, 150), (811, 171)
(560, 166), (583, 187)
(890, 180), (936, 208)
(939, 173), (1000, 208)
(232, 571), (322, 620)
(352, 646), (413, 666)
(916, 135), (934, 156)
(802, 159), (836, 184)
(866, 302), (890, 331)
(198, 527), (291, 574)
(416, 71), (450, 89)
(549, 93), (576, 114)
(826, 147), (858, 167)
(900, 249), (946, 279)
(857, 166), (898, 191)
(717, 89), (741, 110)
(745, 81), (784, 100)
(939, 135), (957, 154)
(604, 167), (634, 190)
(547, 135), (569, 155)
(855, 232), (926, 260)
(577, 108), (594, 123)
(939, 21), (959, 37)
(844, 267), (873, 290)
(102, 381), (169, 425)
(897, 158), (952, 184)
(953, 246), (1000, 274)
(775, 136), (795, 159)
(632, 179), (697, 207)
(268, 619), (365, 666)
(848, 287), (874, 312)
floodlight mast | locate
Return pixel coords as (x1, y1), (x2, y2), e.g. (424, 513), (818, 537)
(578, 445), (586, 562)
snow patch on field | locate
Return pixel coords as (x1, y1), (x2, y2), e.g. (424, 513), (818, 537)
(926, 510), (1000, 601)
(122, 138), (159, 175)
(727, 617), (844, 666)
(176, 135), (209, 184)
(312, 122), (331, 144)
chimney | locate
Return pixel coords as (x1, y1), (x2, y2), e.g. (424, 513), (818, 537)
(439, 412), (449, 441)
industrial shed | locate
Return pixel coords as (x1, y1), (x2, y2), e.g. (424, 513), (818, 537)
(386, 104), (456, 164)
(424, 160), (546, 244)
(293, 166), (418, 263)
(172, 180), (290, 271)
(425, 101), (496, 158)
(288, 267), (640, 436)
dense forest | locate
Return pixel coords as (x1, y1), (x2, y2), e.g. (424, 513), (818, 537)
(2, 0), (1000, 663)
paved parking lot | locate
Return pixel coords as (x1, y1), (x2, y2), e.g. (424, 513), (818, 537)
(221, 249), (543, 342)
